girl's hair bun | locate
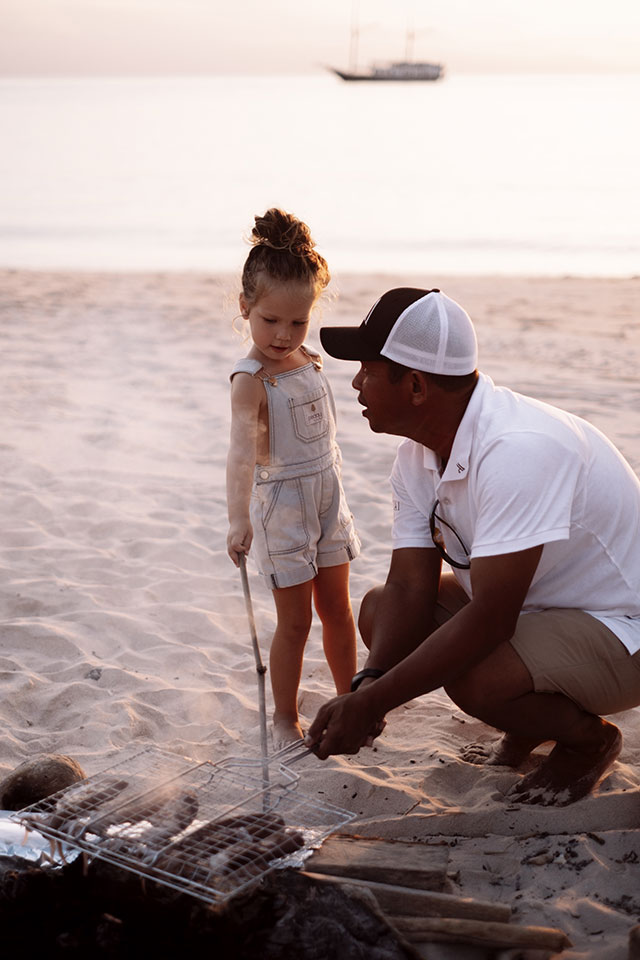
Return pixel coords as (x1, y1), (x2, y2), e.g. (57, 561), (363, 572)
(251, 208), (313, 257)
(242, 208), (330, 306)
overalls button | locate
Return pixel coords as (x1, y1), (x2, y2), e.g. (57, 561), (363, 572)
(259, 470), (269, 480)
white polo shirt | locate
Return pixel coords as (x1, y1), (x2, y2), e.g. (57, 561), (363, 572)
(391, 373), (640, 654)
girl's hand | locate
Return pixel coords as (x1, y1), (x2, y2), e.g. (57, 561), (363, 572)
(227, 523), (253, 566)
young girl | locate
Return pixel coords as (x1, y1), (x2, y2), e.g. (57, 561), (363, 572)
(226, 208), (360, 748)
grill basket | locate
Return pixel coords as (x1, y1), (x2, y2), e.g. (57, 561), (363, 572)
(11, 745), (355, 905)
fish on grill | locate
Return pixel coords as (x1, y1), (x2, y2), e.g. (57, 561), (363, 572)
(22, 776), (130, 838)
(216, 826), (306, 877)
(84, 779), (194, 837)
(153, 812), (305, 886)
(91, 787), (200, 865)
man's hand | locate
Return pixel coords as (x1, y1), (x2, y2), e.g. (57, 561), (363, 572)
(305, 689), (383, 759)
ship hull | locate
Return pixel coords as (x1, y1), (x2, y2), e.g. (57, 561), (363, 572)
(330, 64), (443, 82)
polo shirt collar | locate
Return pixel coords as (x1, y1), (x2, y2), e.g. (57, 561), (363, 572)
(421, 446), (440, 471)
(438, 372), (491, 483)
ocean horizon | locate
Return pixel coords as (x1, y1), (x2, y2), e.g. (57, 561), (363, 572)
(1, 72), (639, 277)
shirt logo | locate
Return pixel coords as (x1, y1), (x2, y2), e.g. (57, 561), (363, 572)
(456, 462), (466, 473)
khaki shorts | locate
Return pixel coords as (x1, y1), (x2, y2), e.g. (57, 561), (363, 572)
(435, 574), (640, 716)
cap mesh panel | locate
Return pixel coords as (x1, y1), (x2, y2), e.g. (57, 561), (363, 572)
(382, 294), (477, 374)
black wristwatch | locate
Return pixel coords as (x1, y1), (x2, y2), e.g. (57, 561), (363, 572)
(350, 668), (385, 692)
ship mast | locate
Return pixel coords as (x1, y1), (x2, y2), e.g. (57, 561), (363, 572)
(405, 1), (415, 61)
(349, 0), (360, 73)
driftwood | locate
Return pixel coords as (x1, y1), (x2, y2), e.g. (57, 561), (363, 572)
(394, 916), (572, 952)
(304, 834), (572, 955)
(305, 835), (448, 891)
(302, 871), (511, 922)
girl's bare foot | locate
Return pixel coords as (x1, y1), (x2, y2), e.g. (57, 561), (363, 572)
(460, 732), (544, 768)
(508, 720), (622, 806)
(272, 713), (304, 752)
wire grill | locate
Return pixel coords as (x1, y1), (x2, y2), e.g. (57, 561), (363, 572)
(11, 745), (356, 905)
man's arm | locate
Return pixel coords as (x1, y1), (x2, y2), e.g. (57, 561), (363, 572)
(307, 544), (543, 758)
(368, 545), (544, 709)
(360, 546), (443, 673)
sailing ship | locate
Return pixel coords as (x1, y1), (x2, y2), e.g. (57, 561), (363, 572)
(330, 61), (443, 82)
(328, 3), (443, 82)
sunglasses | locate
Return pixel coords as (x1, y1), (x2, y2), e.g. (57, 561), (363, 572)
(429, 499), (471, 570)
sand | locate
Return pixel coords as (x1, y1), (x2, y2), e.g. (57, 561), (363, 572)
(1, 268), (639, 957)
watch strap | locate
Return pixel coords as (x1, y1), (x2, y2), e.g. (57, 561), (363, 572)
(350, 668), (385, 692)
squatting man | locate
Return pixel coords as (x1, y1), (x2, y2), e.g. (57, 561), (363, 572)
(305, 287), (640, 806)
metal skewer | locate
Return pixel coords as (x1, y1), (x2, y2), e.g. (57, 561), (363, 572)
(270, 741), (316, 766)
(238, 552), (270, 797)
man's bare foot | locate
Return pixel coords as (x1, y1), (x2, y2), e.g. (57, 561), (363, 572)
(508, 721), (622, 807)
(460, 733), (545, 768)
(272, 714), (304, 752)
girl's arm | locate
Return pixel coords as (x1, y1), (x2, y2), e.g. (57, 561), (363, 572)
(226, 373), (263, 565)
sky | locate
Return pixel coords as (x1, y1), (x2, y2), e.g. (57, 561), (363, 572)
(2, 0), (640, 76)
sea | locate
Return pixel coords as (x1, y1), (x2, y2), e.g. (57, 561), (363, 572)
(1, 72), (639, 276)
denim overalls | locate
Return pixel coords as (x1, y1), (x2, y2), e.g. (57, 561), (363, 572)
(230, 348), (360, 589)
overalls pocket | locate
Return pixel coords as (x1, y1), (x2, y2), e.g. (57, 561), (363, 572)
(288, 387), (330, 443)
(257, 478), (310, 556)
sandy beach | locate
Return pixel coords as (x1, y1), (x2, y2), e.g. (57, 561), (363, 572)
(1, 268), (639, 957)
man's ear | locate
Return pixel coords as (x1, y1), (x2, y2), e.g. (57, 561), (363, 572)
(408, 370), (429, 404)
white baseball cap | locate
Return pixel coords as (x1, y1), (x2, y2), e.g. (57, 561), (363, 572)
(320, 287), (478, 375)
